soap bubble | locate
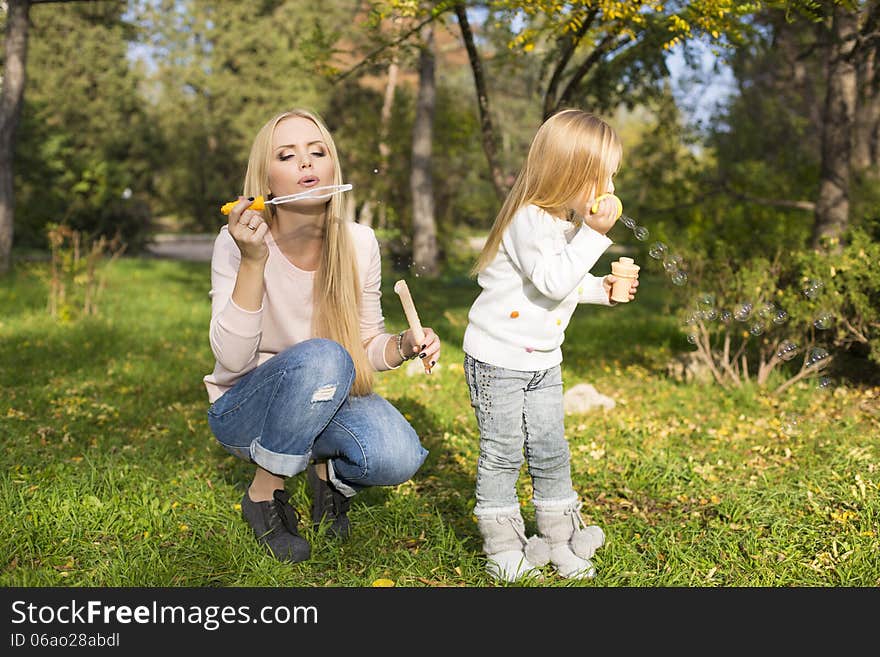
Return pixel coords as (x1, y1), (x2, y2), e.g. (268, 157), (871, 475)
(803, 279), (824, 299)
(781, 413), (801, 436)
(671, 270), (688, 286)
(702, 308), (718, 321)
(621, 215), (636, 229)
(772, 309), (789, 325)
(649, 242), (668, 259)
(698, 293), (716, 309)
(373, 168), (379, 174)
(633, 226), (649, 241)
(806, 347), (830, 368)
(813, 310), (834, 330)
(776, 340), (799, 361)
(733, 302), (753, 322)
(663, 254), (682, 273)
(758, 302), (776, 320)
(719, 310), (733, 324)
(749, 322), (764, 336)
(817, 375), (833, 390)
(686, 333), (698, 344)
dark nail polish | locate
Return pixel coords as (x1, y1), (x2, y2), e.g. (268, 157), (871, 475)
(419, 353), (426, 359)
(247, 196), (254, 201)
(430, 361), (435, 366)
(421, 344), (426, 350)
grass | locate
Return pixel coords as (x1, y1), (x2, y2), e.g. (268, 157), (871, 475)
(1, 252), (878, 587)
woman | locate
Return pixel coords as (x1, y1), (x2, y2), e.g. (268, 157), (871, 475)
(204, 108), (441, 563)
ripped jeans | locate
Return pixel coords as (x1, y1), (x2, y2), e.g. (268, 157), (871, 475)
(207, 338), (428, 497)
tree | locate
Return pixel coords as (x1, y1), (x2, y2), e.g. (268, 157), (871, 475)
(453, 3), (506, 201)
(0, 0), (29, 273)
(410, 18), (438, 276)
(704, 2), (879, 252)
(1, 0), (130, 274)
(813, 3), (859, 250)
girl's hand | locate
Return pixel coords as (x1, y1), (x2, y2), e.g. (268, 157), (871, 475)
(404, 327), (441, 370)
(227, 196), (270, 263)
(603, 274), (640, 302)
(584, 195), (619, 235)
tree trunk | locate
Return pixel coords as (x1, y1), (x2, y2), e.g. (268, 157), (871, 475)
(0, 0), (31, 275)
(453, 3), (506, 202)
(360, 58), (398, 229)
(853, 43), (879, 172)
(410, 22), (438, 277)
(813, 6), (858, 250)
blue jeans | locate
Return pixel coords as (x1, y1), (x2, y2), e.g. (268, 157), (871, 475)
(463, 354), (577, 515)
(208, 338), (428, 497)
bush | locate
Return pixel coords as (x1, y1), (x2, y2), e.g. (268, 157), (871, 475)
(669, 230), (879, 394)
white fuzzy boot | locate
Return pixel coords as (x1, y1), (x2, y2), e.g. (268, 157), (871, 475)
(476, 510), (548, 583)
(529, 500), (605, 580)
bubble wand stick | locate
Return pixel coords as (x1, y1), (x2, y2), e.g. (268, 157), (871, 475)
(393, 279), (432, 374)
(219, 184), (353, 215)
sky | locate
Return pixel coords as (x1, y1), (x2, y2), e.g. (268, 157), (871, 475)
(125, 6), (737, 130)
(667, 41), (737, 129)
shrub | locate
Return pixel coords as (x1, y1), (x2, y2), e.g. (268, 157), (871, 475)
(40, 223), (126, 321)
(669, 231), (879, 394)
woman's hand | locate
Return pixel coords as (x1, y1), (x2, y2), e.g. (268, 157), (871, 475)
(404, 327), (441, 369)
(227, 196), (270, 264)
(603, 274), (640, 302)
(583, 195), (619, 235)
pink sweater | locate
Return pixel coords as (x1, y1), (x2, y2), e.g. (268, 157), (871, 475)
(203, 222), (397, 403)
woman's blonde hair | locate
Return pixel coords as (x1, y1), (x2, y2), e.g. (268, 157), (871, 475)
(242, 108), (373, 396)
(472, 109), (622, 275)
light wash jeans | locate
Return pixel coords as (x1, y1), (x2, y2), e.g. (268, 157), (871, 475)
(208, 338), (428, 497)
(463, 354), (577, 515)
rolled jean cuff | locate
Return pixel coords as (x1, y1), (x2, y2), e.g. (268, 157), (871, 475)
(533, 494), (579, 511)
(326, 460), (356, 498)
(251, 442), (311, 478)
(474, 503), (522, 518)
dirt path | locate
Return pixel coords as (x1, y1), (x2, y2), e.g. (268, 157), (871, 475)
(145, 233), (215, 262)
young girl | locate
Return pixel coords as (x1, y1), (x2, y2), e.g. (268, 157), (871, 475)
(463, 109), (638, 582)
(204, 108), (441, 563)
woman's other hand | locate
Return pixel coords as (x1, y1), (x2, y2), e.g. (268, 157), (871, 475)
(405, 327), (441, 369)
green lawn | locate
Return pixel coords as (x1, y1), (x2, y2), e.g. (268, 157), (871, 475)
(1, 254), (878, 586)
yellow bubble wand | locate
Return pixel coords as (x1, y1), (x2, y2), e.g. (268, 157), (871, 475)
(219, 184), (353, 215)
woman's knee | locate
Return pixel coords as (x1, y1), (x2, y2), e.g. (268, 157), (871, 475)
(277, 338), (355, 386)
(377, 426), (428, 485)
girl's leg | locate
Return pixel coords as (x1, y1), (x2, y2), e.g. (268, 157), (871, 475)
(464, 355), (531, 514)
(522, 366), (604, 579)
(521, 365), (576, 506)
(464, 355), (543, 582)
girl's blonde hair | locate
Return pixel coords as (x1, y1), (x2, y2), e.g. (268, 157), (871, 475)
(243, 108), (373, 396)
(472, 109), (622, 275)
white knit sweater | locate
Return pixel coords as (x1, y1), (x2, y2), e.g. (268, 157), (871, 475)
(463, 204), (613, 371)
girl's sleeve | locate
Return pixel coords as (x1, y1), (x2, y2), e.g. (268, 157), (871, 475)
(207, 228), (263, 373)
(577, 273), (613, 306)
(360, 231), (398, 371)
(502, 206), (612, 301)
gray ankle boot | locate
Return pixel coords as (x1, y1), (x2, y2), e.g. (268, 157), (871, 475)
(528, 500), (605, 579)
(476, 510), (548, 583)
